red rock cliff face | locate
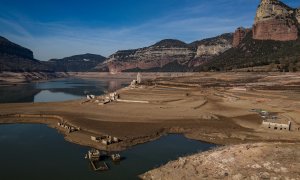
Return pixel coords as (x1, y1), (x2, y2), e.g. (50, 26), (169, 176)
(253, 0), (299, 41)
(233, 27), (251, 47)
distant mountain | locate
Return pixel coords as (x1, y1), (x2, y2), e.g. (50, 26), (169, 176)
(0, 36), (51, 72)
(0, 36), (33, 59)
(0, 36), (106, 72)
(47, 53), (106, 72)
(151, 39), (191, 48)
(95, 34), (233, 73)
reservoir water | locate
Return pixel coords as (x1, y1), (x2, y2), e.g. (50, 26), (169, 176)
(0, 78), (129, 103)
(0, 78), (216, 179)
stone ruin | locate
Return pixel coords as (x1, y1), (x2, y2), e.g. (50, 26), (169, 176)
(103, 92), (119, 104)
(85, 92), (119, 105)
(130, 80), (138, 86)
(130, 72), (142, 88)
(87, 94), (96, 100)
(91, 135), (120, 145)
(262, 120), (291, 131)
(57, 122), (80, 133)
(251, 109), (291, 131)
(137, 72), (142, 84)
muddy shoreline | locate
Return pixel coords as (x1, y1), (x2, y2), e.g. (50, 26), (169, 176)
(0, 73), (299, 150)
(0, 113), (220, 151)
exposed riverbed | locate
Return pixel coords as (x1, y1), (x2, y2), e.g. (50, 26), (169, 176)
(0, 78), (216, 179)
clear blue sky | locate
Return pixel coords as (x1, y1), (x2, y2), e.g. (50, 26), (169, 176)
(0, 0), (298, 60)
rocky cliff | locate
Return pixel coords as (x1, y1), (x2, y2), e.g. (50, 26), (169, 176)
(0, 36), (51, 72)
(188, 33), (233, 67)
(253, 0), (299, 41)
(233, 27), (251, 47)
(96, 34), (233, 73)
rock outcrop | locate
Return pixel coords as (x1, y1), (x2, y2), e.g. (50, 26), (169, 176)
(253, 0), (299, 41)
(96, 34), (233, 73)
(233, 27), (251, 47)
(188, 33), (233, 67)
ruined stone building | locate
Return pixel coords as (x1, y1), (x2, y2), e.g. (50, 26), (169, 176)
(262, 120), (291, 131)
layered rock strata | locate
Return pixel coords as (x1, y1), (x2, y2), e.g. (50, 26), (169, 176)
(98, 34), (233, 73)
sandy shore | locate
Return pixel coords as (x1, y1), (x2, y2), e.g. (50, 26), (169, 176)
(0, 72), (300, 178)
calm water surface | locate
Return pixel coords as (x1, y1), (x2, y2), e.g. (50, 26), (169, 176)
(0, 78), (129, 103)
(0, 78), (216, 179)
(0, 124), (215, 180)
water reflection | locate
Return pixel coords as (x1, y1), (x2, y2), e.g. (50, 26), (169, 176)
(0, 84), (40, 103)
(34, 90), (82, 102)
(0, 78), (130, 103)
(107, 80), (124, 92)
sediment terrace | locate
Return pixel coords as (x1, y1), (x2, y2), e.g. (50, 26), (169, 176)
(0, 72), (300, 178)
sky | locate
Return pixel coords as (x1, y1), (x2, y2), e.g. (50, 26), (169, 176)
(0, 0), (299, 60)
